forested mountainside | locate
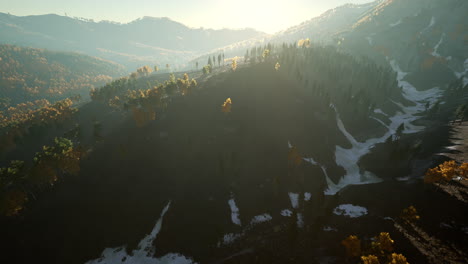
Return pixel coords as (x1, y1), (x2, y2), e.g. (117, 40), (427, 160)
(0, 13), (265, 70)
(339, 0), (468, 88)
(188, 1), (379, 65)
(1, 0), (467, 263)
(270, 1), (378, 44)
(2, 40), (467, 263)
(194, 0), (467, 78)
(0, 44), (126, 107)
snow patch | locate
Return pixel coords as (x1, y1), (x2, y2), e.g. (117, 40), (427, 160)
(324, 60), (442, 195)
(454, 58), (468, 86)
(304, 192), (311, 201)
(324, 106), (383, 195)
(250, 214), (272, 225)
(390, 19), (402, 27)
(228, 195), (242, 226)
(333, 204), (368, 218)
(440, 222), (453, 229)
(431, 34), (444, 58)
(371, 116), (390, 129)
(420, 16), (435, 35)
(303, 157), (318, 165)
(396, 176), (411, 181)
(323, 226), (338, 232)
(281, 209), (293, 217)
(86, 201), (196, 264)
(374, 108), (388, 117)
(288, 192), (299, 209)
(222, 233), (242, 245)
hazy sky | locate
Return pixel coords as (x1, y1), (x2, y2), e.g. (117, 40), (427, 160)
(0, 0), (374, 33)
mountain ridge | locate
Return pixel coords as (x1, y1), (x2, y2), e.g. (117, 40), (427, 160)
(0, 12), (265, 71)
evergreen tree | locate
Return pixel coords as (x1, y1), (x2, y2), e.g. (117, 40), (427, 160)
(208, 57), (213, 68)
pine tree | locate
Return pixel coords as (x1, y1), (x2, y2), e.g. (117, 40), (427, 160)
(208, 57), (213, 68)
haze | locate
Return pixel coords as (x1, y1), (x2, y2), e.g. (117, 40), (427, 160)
(1, 0), (374, 33)
(1, 0), (467, 263)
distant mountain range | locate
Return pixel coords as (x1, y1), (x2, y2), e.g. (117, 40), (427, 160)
(191, 1), (380, 62)
(0, 13), (265, 71)
(1, 0), (466, 81)
(196, 0), (467, 86)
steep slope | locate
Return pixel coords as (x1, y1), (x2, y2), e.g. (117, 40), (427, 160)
(0, 45), (451, 264)
(270, 1), (379, 44)
(0, 13), (265, 70)
(195, 0), (467, 79)
(339, 0), (468, 88)
(0, 44), (126, 106)
(1, 1), (467, 263)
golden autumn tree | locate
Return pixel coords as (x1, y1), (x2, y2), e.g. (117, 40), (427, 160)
(389, 253), (409, 264)
(31, 137), (82, 186)
(221, 98), (232, 113)
(361, 255), (380, 264)
(342, 232), (408, 263)
(298, 38), (311, 48)
(136, 66), (153, 77)
(0, 138), (83, 216)
(231, 58), (237, 71)
(424, 166), (444, 184)
(342, 235), (361, 258)
(459, 163), (468, 178)
(178, 73), (194, 96)
(371, 232), (394, 255)
(275, 62), (281, 71)
(401, 205), (420, 223)
(424, 160), (467, 183)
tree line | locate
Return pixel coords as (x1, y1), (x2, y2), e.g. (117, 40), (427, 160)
(0, 137), (83, 216)
(90, 69), (197, 127)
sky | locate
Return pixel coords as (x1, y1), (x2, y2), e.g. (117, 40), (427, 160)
(0, 0), (375, 34)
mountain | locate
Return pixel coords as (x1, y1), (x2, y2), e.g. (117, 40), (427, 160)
(1, 40), (467, 264)
(270, 1), (379, 44)
(196, 0), (467, 84)
(0, 44), (126, 106)
(0, 13), (265, 71)
(339, 0), (468, 88)
(189, 1), (379, 64)
(1, 1), (468, 264)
